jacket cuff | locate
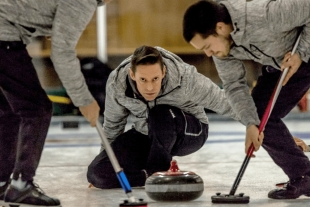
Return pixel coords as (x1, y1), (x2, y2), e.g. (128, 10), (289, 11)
(296, 50), (310, 63)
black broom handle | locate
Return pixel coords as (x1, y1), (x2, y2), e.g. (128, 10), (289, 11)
(229, 34), (301, 196)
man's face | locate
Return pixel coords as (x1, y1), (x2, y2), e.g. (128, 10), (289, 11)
(189, 22), (233, 58)
(130, 63), (166, 101)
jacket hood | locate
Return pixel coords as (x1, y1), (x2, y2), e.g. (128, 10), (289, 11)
(219, 0), (246, 46)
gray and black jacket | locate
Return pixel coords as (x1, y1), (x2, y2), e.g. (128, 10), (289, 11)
(104, 46), (240, 142)
(213, 0), (310, 127)
(0, 0), (104, 107)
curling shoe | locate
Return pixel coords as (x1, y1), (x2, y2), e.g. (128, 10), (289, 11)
(4, 181), (61, 207)
(268, 175), (310, 199)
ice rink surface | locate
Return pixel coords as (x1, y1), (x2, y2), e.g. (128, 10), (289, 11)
(33, 112), (310, 207)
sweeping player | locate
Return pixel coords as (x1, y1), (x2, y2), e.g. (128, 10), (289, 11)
(183, 0), (310, 199)
(87, 45), (260, 188)
(0, 0), (111, 206)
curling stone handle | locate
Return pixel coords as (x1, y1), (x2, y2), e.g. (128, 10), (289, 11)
(169, 160), (180, 172)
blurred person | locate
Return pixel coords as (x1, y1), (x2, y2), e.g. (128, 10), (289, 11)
(0, 0), (111, 206)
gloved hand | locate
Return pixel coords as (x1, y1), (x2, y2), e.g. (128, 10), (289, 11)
(79, 100), (100, 127)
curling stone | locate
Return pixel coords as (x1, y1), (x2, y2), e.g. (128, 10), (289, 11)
(145, 160), (204, 201)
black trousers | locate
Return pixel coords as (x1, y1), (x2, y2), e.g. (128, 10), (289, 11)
(252, 62), (310, 180)
(87, 105), (208, 188)
(0, 41), (52, 182)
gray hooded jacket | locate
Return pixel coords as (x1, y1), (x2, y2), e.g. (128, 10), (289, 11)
(0, 0), (102, 107)
(213, 0), (310, 127)
(104, 47), (240, 141)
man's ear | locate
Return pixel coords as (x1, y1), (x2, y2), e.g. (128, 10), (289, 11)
(216, 22), (232, 36)
(215, 22), (225, 35)
(162, 66), (166, 78)
(129, 68), (136, 81)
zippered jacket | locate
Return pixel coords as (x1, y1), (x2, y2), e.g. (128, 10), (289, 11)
(213, 0), (310, 127)
(0, 0), (100, 107)
(104, 46), (240, 141)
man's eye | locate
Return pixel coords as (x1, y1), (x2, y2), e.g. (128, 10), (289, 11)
(140, 78), (145, 82)
(153, 77), (158, 81)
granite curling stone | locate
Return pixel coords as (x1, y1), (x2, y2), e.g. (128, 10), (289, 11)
(145, 160), (204, 201)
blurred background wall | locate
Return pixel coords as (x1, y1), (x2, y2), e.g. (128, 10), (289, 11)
(28, 0), (262, 85)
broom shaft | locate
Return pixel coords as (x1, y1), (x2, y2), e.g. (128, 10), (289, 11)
(96, 121), (133, 197)
(229, 34), (301, 196)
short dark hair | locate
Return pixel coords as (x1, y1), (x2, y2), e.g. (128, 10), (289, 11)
(130, 45), (164, 74)
(183, 0), (231, 42)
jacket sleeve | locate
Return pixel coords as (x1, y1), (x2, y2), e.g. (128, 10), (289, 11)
(183, 64), (239, 121)
(103, 73), (129, 142)
(50, 0), (97, 107)
(212, 57), (260, 127)
(266, 0), (310, 63)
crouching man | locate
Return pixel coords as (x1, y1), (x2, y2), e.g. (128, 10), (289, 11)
(87, 45), (255, 188)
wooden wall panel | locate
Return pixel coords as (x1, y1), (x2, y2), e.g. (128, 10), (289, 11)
(30, 0), (202, 57)
(106, 0), (200, 54)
